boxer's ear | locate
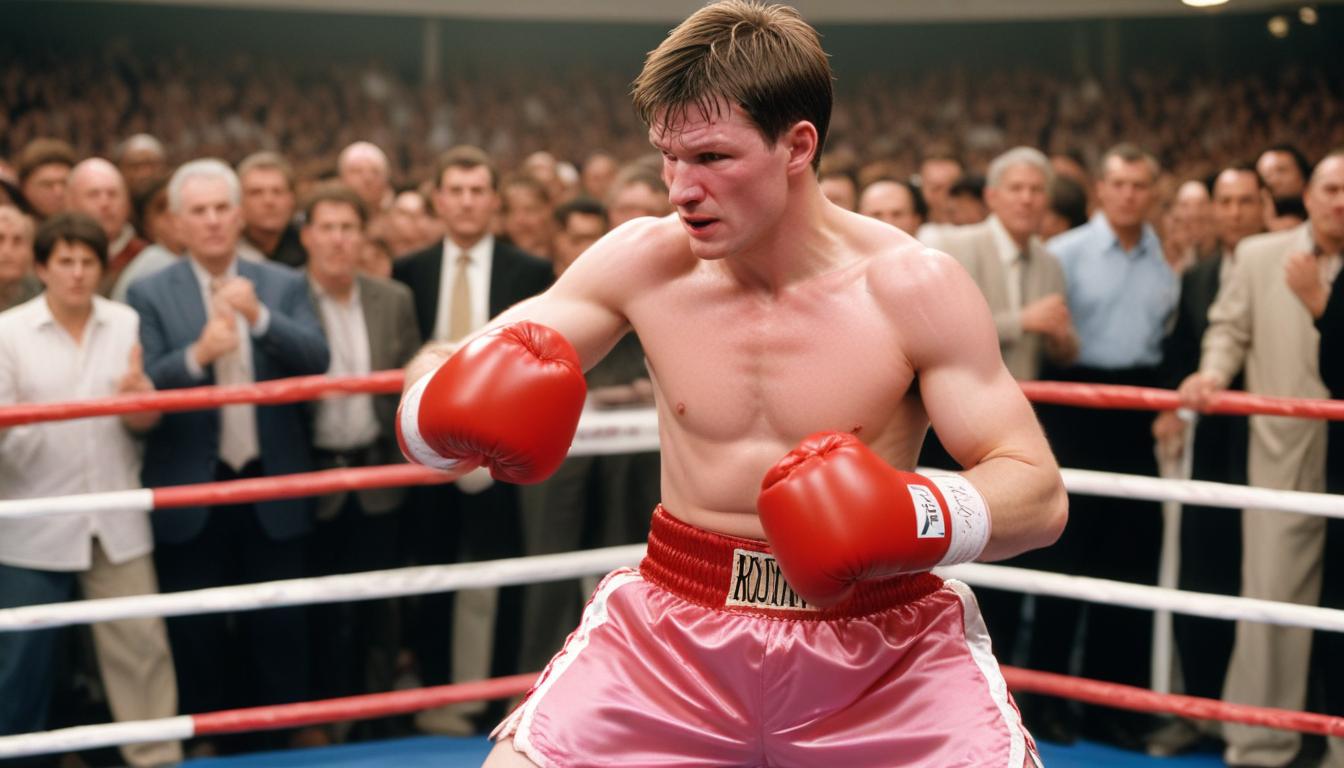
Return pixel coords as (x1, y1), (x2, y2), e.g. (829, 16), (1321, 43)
(782, 120), (818, 176)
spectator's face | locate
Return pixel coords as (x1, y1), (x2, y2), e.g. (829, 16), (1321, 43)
(119, 148), (166, 190)
(948, 193), (988, 226)
(302, 200), (363, 287)
(608, 182), (670, 228)
(177, 176), (242, 264)
(68, 163), (130, 241)
(1097, 157), (1156, 231)
(144, 189), (183, 253)
(22, 163), (70, 219)
(0, 213), (34, 285)
(36, 239), (100, 314)
(502, 184), (553, 256)
(1039, 210), (1072, 241)
(918, 159), (961, 223)
(435, 165), (498, 246)
(240, 167), (295, 235)
(1211, 170), (1263, 253)
(986, 164), (1049, 242)
(341, 154), (389, 212)
(819, 176), (857, 211)
(1256, 150), (1306, 200)
(858, 181), (921, 235)
(582, 155), (618, 200)
(357, 238), (392, 280)
(552, 212), (607, 276)
(1306, 156), (1344, 249)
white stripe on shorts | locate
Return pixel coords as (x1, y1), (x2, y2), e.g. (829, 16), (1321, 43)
(947, 579), (1030, 768)
(496, 567), (644, 767)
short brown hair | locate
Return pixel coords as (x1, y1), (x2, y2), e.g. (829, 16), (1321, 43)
(1100, 143), (1160, 181)
(631, 0), (832, 170)
(237, 151), (296, 191)
(301, 183), (368, 227)
(34, 211), (107, 267)
(434, 145), (498, 191)
(15, 138), (77, 183)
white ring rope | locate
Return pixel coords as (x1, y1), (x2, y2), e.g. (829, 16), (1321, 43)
(0, 408), (1339, 521)
(0, 717), (194, 759)
(0, 545), (645, 632)
(4, 543), (1344, 636)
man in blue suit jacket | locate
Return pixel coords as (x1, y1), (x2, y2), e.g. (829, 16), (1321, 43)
(127, 159), (329, 747)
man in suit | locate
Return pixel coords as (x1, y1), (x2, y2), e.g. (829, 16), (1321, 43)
(1180, 151), (1343, 768)
(393, 145), (552, 733)
(301, 184), (422, 716)
(127, 159), (330, 752)
(1153, 165), (1263, 717)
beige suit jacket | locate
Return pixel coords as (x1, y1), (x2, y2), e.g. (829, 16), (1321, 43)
(1199, 222), (1327, 492)
(940, 220), (1073, 380)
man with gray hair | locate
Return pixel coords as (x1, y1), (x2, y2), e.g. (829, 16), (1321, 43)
(940, 147), (1077, 381)
(0, 206), (41, 312)
(338, 141), (392, 215)
(127, 158), (329, 752)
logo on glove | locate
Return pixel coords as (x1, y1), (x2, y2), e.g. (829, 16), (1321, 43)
(908, 484), (946, 539)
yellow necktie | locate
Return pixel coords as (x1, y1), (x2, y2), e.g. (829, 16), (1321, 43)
(449, 253), (473, 341)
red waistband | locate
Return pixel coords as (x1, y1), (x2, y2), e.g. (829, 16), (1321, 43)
(638, 505), (942, 620)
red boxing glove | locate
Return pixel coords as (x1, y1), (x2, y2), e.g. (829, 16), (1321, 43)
(396, 321), (587, 484)
(757, 431), (991, 608)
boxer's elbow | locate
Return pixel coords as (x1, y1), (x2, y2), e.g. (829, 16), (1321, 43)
(1037, 472), (1069, 549)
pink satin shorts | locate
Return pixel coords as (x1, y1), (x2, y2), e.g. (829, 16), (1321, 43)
(493, 507), (1041, 767)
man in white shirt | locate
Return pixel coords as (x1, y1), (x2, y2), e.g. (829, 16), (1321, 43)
(0, 211), (180, 767)
(301, 184), (421, 713)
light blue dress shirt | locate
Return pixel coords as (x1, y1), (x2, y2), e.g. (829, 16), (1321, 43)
(1047, 213), (1177, 369)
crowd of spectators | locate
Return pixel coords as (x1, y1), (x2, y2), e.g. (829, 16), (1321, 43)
(2, 34), (1344, 768)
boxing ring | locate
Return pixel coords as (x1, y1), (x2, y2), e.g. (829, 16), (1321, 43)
(2, 373), (1343, 766)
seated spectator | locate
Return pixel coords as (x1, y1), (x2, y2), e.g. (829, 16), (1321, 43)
(237, 151), (306, 267)
(948, 173), (989, 225)
(500, 174), (555, 260)
(338, 142), (394, 216)
(606, 164), (672, 226)
(0, 206), (41, 312)
(0, 211), (180, 768)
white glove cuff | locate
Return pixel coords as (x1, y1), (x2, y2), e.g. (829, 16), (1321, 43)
(929, 474), (992, 567)
(398, 369), (463, 472)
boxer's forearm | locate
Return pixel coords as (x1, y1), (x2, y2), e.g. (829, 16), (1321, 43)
(961, 452), (1068, 562)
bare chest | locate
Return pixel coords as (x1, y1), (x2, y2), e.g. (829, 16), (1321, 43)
(631, 278), (919, 448)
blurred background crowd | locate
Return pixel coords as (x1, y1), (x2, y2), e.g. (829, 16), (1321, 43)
(2, 1), (1343, 767)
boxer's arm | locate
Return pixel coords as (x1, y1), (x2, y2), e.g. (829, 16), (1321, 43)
(898, 251), (1068, 561)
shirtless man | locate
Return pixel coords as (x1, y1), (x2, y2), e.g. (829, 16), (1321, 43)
(397, 3), (1066, 765)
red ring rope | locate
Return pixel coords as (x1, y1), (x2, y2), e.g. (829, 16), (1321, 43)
(188, 668), (1344, 738)
(1, 372), (1342, 428)
(151, 464), (449, 509)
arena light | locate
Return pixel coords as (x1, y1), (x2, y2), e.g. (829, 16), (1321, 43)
(1300, 6), (1319, 24)
(1268, 14), (1291, 36)
(1181, 0), (1229, 6)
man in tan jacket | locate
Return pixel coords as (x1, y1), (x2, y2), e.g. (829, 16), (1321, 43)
(941, 146), (1078, 381)
(1180, 150), (1344, 768)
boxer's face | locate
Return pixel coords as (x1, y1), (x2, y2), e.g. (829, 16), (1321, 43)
(652, 102), (794, 260)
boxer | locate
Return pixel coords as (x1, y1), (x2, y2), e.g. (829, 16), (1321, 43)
(398, 2), (1066, 765)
